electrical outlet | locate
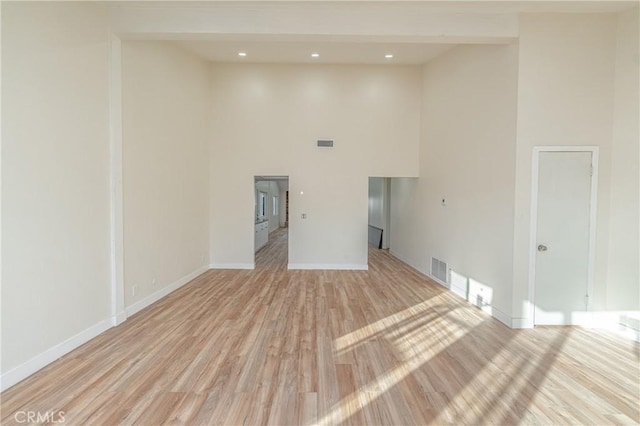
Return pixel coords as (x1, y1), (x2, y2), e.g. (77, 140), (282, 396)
(152, 278), (157, 286)
(132, 286), (137, 296)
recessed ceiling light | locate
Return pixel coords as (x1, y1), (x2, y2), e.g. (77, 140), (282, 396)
(311, 53), (320, 58)
(238, 52), (247, 57)
(385, 54), (394, 59)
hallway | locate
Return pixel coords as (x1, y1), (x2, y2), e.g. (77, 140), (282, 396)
(255, 227), (288, 270)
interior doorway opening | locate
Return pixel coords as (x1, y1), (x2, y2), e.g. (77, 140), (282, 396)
(368, 177), (391, 251)
(254, 176), (289, 269)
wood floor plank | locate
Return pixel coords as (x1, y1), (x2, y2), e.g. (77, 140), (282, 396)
(1, 227), (638, 425)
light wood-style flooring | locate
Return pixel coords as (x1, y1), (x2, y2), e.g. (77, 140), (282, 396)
(1, 227), (639, 425)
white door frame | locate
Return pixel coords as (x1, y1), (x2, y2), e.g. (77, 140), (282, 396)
(527, 146), (599, 326)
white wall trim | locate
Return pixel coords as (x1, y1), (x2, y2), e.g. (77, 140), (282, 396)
(288, 263), (369, 270)
(528, 146), (599, 326)
(0, 319), (112, 392)
(108, 32), (126, 327)
(389, 251), (516, 328)
(427, 273), (449, 289)
(388, 250), (451, 289)
(209, 263), (255, 270)
(490, 307), (512, 328)
(387, 249), (407, 263)
(591, 312), (640, 342)
(111, 311), (127, 327)
(389, 249), (427, 273)
(449, 280), (466, 297)
(125, 266), (209, 317)
(568, 311), (640, 342)
(511, 318), (534, 329)
(439, 272), (512, 327)
(390, 250), (454, 290)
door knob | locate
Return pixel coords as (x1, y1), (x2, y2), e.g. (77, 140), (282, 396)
(537, 244), (548, 252)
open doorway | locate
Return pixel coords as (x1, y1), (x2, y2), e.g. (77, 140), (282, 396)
(368, 177), (391, 251)
(254, 176), (289, 269)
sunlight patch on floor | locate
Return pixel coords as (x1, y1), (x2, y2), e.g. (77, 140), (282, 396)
(320, 292), (575, 426)
(317, 297), (488, 426)
(316, 324), (478, 426)
(432, 335), (540, 423)
(334, 295), (483, 357)
(433, 329), (571, 424)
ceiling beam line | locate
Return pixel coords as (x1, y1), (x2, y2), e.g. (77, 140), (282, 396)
(109, 4), (519, 42)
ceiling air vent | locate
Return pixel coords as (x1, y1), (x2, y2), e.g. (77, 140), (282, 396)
(317, 140), (334, 148)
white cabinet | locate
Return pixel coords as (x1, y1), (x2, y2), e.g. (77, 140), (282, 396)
(255, 221), (269, 252)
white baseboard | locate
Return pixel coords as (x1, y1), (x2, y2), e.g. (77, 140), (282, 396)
(389, 250), (517, 329)
(511, 318), (534, 329)
(388, 249), (406, 262)
(389, 249), (417, 269)
(607, 324), (640, 342)
(449, 279), (512, 327)
(209, 263), (255, 270)
(490, 307), (512, 328)
(577, 311), (640, 342)
(0, 318), (112, 392)
(389, 250), (440, 286)
(126, 266), (209, 317)
(0, 265), (210, 392)
(111, 311), (127, 326)
(389, 250), (437, 278)
(509, 313), (639, 337)
(443, 274), (513, 327)
(288, 263), (368, 270)
(427, 273), (449, 289)
(450, 281), (466, 297)
(513, 311), (640, 340)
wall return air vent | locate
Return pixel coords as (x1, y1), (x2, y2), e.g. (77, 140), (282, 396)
(317, 140), (334, 148)
(431, 257), (448, 284)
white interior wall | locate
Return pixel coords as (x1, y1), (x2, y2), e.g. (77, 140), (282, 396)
(269, 182), (281, 233)
(279, 187), (288, 228)
(368, 177), (385, 229)
(390, 44), (519, 324)
(383, 178), (391, 249)
(122, 41), (210, 310)
(255, 180), (281, 233)
(255, 181), (267, 220)
(607, 9), (639, 312)
(368, 177), (390, 249)
(512, 13), (622, 325)
(1, 3), (111, 384)
(389, 178), (422, 264)
(209, 64), (421, 269)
